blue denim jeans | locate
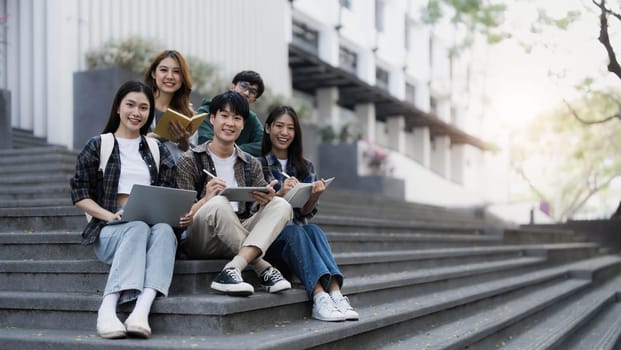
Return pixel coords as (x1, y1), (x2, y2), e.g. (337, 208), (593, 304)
(94, 221), (177, 303)
(265, 224), (343, 298)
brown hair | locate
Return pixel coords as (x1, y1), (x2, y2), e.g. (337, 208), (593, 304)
(144, 50), (193, 116)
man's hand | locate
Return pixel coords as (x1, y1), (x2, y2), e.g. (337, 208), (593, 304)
(252, 180), (278, 206)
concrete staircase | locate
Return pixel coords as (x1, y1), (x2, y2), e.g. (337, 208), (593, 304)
(1, 146), (620, 349)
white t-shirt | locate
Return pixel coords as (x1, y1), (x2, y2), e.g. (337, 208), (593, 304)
(278, 158), (288, 173)
(117, 137), (150, 194)
(210, 149), (239, 211)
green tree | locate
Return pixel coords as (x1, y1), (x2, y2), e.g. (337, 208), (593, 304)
(510, 89), (621, 221)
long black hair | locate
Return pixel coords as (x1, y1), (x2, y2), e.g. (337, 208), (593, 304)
(102, 80), (155, 135)
(261, 105), (308, 178)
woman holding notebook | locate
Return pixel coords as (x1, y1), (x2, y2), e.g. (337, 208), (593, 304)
(144, 49), (194, 161)
(259, 105), (359, 322)
(70, 81), (192, 339)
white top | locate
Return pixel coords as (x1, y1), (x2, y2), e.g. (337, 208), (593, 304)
(278, 158), (288, 173)
(117, 136), (151, 194)
(211, 149), (239, 211)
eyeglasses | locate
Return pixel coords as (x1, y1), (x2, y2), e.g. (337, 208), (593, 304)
(236, 81), (259, 98)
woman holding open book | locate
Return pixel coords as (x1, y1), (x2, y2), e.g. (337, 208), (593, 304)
(259, 105), (359, 322)
(144, 49), (194, 161)
(70, 81), (193, 339)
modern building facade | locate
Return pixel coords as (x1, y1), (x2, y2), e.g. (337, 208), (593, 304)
(0, 0), (510, 206)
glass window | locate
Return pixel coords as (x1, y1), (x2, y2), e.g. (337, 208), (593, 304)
(376, 67), (389, 90)
(292, 20), (319, 54)
(339, 46), (358, 74)
(405, 82), (416, 105)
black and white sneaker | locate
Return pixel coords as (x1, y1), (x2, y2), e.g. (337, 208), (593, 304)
(260, 267), (291, 293)
(211, 267), (254, 296)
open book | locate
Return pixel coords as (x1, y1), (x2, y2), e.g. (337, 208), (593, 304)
(152, 108), (208, 141)
(284, 177), (335, 208)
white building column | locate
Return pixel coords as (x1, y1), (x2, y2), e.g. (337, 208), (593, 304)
(386, 116), (405, 152)
(431, 135), (451, 178)
(355, 103), (375, 142)
(316, 87), (339, 130)
(451, 144), (465, 184)
(412, 127), (431, 167)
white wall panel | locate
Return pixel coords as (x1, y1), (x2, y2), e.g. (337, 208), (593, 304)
(32, 1), (46, 136)
(6, 0), (19, 126)
(18, 0), (32, 130)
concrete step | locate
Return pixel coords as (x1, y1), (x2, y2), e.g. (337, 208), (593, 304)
(503, 227), (583, 244)
(470, 273), (621, 349)
(3, 244), (581, 293)
(0, 206), (84, 232)
(0, 231), (87, 260)
(0, 255), (550, 336)
(309, 255), (621, 350)
(0, 197), (74, 208)
(0, 161), (75, 176)
(327, 231), (502, 251)
(0, 151), (76, 167)
(320, 201), (485, 228)
(0, 183), (70, 200)
(561, 299), (621, 350)
(10, 129), (52, 149)
(2, 256), (618, 349)
(377, 277), (592, 349)
(0, 173), (71, 186)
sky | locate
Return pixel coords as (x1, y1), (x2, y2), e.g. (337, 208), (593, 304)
(461, 0), (621, 218)
(475, 0), (619, 133)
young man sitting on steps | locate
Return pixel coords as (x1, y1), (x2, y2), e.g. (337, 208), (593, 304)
(175, 91), (292, 296)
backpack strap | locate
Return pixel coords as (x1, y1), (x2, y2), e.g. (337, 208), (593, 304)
(99, 133), (115, 175)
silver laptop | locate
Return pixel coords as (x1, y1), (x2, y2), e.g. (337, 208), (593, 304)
(110, 184), (196, 227)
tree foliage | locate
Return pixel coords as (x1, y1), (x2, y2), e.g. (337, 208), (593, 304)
(510, 89), (621, 221)
(421, 0), (510, 49)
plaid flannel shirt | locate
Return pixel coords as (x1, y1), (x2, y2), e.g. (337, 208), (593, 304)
(262, 151), (318, 224)
(70, 135), (176, 245)
(175, 141), (268, 220)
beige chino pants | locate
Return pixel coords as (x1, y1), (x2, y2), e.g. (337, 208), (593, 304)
(182, 195), (292, 259)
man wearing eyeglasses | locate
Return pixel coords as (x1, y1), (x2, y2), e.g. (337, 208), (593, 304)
(196, 70), (265, 156)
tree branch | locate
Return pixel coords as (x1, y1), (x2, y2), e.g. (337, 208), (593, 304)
(560, 174), (616, 220)
(514, 166), (550, 205)
(593, 0), (621, 80)
(563, 99), (620, 124)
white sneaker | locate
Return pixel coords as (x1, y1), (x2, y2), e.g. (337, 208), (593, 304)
(124, 312), (151, 338)
(332, 295), (359, 320)
(96, 313), (126, 339)
(312, 293), (346, 322)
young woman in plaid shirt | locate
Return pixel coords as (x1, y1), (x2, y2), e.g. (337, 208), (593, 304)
(70, 81), (193, 339)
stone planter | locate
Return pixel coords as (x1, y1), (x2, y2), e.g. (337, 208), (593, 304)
(318, 142), (405, 200)
(73, 68), (139, 150)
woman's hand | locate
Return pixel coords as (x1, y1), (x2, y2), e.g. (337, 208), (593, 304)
(107, 209), (124, 223)
(179, 209), (193, 228)
(308, 179), (326, 202)
(168, 120), (191, 151)
(277, 176), (298, 196)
